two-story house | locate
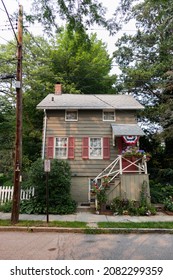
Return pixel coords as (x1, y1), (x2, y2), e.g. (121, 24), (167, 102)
(37, 83), (150, 205)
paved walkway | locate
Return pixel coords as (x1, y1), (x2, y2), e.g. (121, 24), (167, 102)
(1, 211), (173, 223)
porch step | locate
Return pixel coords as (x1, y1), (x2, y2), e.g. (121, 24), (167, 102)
(77, 202), (95, 213)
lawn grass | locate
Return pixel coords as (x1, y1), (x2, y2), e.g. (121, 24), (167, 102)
(98, 221), (173, 229)
(1, 219), (173, 229)
(0, 219), (87, 228)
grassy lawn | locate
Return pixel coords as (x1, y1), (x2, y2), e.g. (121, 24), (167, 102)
(0, 219), (87, 228)
(98, 221), (173, 229)
(1, 219), (173, 229)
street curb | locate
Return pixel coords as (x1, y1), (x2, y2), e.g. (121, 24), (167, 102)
(0, 226), (173, 234)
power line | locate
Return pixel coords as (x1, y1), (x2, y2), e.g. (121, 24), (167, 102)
(0, 0), (18, 44)
(0, 7), (5, 13)
(0, 34), (16, 46)
(24, 28), (47, 55)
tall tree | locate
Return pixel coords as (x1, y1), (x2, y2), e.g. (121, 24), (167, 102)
(50, 29), (116, 94)
(26, 0), (118, 35)
(0, 29), (116, 178)
(114, 0), (173, 169)
(114, 0), (173, 177)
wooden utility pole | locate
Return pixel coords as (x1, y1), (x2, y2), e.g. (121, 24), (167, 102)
(11, 5), (23, 224)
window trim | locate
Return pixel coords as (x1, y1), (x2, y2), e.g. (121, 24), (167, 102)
(54, 137), (68, 159)
(89, 137), (103, 159)
(65, 110), (78, 121)
(102, 110), (115, 121)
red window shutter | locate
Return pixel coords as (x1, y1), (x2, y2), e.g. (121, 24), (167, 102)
(103, 137), (110, 159)
(68, 137), (75, 159)
(82, 137), (89, 159)
(46, 137), (54, 159)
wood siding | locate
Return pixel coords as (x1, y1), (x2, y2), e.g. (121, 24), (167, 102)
(45, 109), (137, 176)
(106, 174), (150, 202)
(120, 174), (150, 201)
(44, 109), (140, 202)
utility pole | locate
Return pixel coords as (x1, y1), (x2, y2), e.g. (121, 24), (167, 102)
(11, 5), (23, 224)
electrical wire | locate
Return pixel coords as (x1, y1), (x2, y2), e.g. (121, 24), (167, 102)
(0, 34), (16, 46)
(0, 0), (18, 44)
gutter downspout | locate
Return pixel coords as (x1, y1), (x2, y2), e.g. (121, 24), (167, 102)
(42, 109), (47, 159)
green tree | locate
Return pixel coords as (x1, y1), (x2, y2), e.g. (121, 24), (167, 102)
(113, 0), (173, 171)
(26, 0), (117, 35)
(21, 158), (76, 214)
(50, 29), (116, 94)
(0, 29), (116, 177)
(0, 95), (15, 183)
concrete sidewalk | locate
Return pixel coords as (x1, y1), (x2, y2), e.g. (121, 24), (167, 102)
(1, 211), (173, 223)
(1, 211), (173, 234)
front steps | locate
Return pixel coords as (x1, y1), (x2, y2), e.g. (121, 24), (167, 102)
(77, 202), (95, 213)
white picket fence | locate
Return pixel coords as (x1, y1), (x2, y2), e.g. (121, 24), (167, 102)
(0, 186), (35, 205)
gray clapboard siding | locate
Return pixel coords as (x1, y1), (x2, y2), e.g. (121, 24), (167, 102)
(120, 174), (150, 201)
(45, 109), (137, 177)
(71, 177), (89, 202)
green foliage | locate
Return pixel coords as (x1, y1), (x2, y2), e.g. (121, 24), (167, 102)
(50, 30), (116, 94)
(0, 30), (117, 177)
(163, 196), (173, 212)
(150, 180), (173, 203)
(28, 0), (117, 35)
(114, 0), (173, 136)
(110, 182), (156, 216)
(22, 158), (76, 214)
(0, 200), (12, 213)
(113, 0), (173, 184)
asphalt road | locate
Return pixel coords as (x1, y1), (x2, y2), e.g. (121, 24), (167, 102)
(0, 232), (173, 260)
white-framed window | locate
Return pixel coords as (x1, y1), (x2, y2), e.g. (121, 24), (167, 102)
(89, 137), (102, 159)
(55, 137), (68, 158)
(65, 110), (78, 121)
(103, 110), (115, 121)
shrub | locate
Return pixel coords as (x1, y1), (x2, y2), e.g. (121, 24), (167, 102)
(150, 180), (173, 203)
(0, 200), (12, 212)
(163, 196), (173, 212)
(110, 181), (156, 216)
(21, 158), (76, 214)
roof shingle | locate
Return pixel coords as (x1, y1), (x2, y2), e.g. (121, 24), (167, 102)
(37, 94), (144, 110)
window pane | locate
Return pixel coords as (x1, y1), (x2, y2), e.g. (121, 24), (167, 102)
(90, 138), (102, 157)
(103, 111), (114, 120)
(55, 137), (67, 147)
(66, 111), (77, 120)
(90, 138), (101, 148)
(90, 147), (102, 157)
(55, 148), (67, 157)
(55, 137), (67, 158)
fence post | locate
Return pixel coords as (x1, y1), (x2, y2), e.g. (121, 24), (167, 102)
(0, 186), (34, 205)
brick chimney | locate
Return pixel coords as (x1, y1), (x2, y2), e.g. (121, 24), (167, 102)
(55, 82), (62, 95)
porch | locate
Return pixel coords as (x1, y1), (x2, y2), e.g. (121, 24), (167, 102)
(90, 155), (150, 206)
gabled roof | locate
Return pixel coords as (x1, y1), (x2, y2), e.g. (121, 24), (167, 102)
(37, 94), (144, 110)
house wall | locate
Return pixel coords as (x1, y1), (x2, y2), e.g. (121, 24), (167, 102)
(45, 109), (138, 202)
(106, 174), (150, 203)
(120, 174), (150, 201)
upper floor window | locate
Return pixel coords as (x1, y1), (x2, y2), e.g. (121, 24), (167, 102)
(65, 110), (78, 121)
(103, 110), (115, 121)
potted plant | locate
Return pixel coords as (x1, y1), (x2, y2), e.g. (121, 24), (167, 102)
(122, 146), (151, 161)
(102, 176), (110, 188)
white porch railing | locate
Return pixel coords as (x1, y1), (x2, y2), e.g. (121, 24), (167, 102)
(93, 154), (148, 185)
(0, 186), (34, 205)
